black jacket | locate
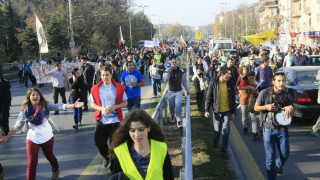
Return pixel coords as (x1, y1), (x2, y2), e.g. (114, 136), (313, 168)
(81, 64), (95, 86)
(205, 78), (236, 114)
(0, 78), (11, 104)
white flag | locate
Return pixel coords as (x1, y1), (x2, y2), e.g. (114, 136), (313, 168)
(144, 41), (154, 47)
(35, 15), (49, 53)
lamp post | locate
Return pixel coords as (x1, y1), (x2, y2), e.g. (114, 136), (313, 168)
(138, 5), (148, 14)
(221, 1), (230, 38)
(68, 0), (75, 57)
(5, 35), (8, 48)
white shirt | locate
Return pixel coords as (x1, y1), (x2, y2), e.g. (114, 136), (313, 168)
(89, 83), (128, 124)
(27, 118), (53, 144)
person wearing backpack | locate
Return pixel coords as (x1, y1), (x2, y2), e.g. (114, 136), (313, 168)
(238, 71), (260, 141)
(254, 72), (293, 180)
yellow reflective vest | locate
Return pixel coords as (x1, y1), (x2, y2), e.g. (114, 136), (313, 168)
(114, 139), (167, 180)
(153, 55), (162, 65)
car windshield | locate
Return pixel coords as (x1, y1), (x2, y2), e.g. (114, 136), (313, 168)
(309, 57), (320, 66)
(225, 51), (237, 57)
(296, 71), (319, 86)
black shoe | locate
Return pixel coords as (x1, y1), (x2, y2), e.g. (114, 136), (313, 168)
(83, 107), (88, 111)
(276, 166), (283, 176)
(73, 124), (78, 129)
(53, 111), (59, 115)
(243, 128), (248, 136)
(253, 133), (260, 141)
(260, 130), (263, 137)
(177, 121), (182, 129)
(221, 152), (230, 160)
(170, 117), (175, 123)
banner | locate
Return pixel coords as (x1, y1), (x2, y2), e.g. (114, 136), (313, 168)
(196, 32), (202, 40)
(144, 41), (154, 47)
(242, 29), (277, 46)
(35, 15), (49, 53)
(152, 38), (160, 46)
(30, 62), (81, 83)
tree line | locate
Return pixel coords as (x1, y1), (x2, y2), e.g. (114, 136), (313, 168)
(0, 0), (154, 64)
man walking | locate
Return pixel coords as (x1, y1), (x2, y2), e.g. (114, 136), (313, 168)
(81, 57), (95, 111)
(90, 66), (127, 167)
(163, 58), (190, 128)
(120, 61), (144, 110)
(204, 66), (236, 160)
(149, 58), (163, 98)
(291, 49), (308, 66)
(255, 55), (273, 91)
(254, 72), (293, 180)
(42, 62), (68, 115)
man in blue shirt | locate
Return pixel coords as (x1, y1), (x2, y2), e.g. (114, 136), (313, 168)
(291, 49), (308, 66)
(121, 61), (145, 110)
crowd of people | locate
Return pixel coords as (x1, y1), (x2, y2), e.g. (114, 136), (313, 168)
(0, 40), (319, 180)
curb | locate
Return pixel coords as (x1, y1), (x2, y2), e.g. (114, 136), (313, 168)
(230, 121), (265, 180)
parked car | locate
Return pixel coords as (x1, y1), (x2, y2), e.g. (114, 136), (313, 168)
(306, 55), (320, 66)
(277, 66), (320, 119)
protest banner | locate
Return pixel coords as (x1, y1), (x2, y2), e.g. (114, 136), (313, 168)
(30, 62), (81, 84)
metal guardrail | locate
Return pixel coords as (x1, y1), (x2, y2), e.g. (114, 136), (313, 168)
(151, 51), (192, 180)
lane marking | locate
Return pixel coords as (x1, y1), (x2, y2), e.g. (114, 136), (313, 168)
(77, 86), (153, 179)
(230, 122), (265, 180)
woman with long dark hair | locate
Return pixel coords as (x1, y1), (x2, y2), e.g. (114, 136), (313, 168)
(109, 109), (174, 180)
(1, 88), (83, 180)
(69, 68), (85, 129)
(192, 56), (208, 111)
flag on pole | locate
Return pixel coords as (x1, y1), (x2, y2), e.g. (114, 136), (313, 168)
(284, 20), (297, 38)
(242, 29), (277, 46)
(119, 26), (124, 47)
(209, 43), (220, 57)
(180, 35), (187, 49)
(35, 15), (48, 53)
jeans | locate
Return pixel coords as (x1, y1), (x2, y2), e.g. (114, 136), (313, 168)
(263, 128), (290, 180)
(24, 73), (33, 88)
(193, 78), (204, 109)
(127, 96), (141, 110)
(26, 137), (58, 180)
(168, 91), (183, 122)
(53, 87), (66, 113)
(240, 105), (249, 129)
(94, 122), (120, 160)
(213, 111), (231, 153)
(0, 103), (10, 134)
(249, 112), (260, 133)
(151, 78), (161, 96)
(70, 98), (82, 125)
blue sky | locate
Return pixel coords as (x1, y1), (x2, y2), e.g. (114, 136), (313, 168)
(134, 0), (258, 27)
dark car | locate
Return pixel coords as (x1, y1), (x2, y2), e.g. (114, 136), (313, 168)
(277, 66), (320, 119)
(307, 55), (320, 66)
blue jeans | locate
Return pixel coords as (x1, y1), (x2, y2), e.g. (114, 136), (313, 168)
(213, 111), (231, 153)
(168, 91), (183, 122)
(127, 96), (141, 110)
(151, 78), (161, 96)
(263, 128), (290, 180)
(70, 98), (82, 124)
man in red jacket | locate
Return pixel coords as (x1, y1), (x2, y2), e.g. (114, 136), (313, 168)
(90, 66), (128, 167)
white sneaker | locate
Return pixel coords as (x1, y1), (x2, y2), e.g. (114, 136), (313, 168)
(158, 92), (161, 96)
(177, 121), (182, 129)
(170, 117), (175, 123)
(152, 95), (157, 98)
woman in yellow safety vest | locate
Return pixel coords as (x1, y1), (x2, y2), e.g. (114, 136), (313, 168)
(109, 109), (174, 180)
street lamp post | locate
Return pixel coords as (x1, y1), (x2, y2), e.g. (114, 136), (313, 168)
(221, 1), (230, 38)
(68, 0), (75, 57)
(138, 5), (148, 14)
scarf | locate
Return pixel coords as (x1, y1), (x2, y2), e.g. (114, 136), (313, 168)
(23, 103), (46, 125)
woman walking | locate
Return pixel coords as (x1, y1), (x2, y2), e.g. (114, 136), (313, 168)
(69, 68), (85, 129)
(1, 88), (83, 180)
(109, 109), (174, 180)
(192, 56), (208, 111)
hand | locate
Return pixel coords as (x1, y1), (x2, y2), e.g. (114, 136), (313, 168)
(187, 91), (190, 95)
(0, 137), (8, 143)
(130, 82), (136, 87)
(168, 67), (173, 73)
(231, 114), (235, 121)
(105, 105), (116, 114)
(204, 112), (210, 118)
(74, 98), (84, 108)
(265, 103), (279, 112)
(282, 105), (293, 119)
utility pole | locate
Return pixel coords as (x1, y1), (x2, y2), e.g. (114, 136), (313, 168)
(232, 10), (235, 38)
(68, 0), (75, 57)
(138, 5), (148, 14)
(289, 0), (292, 45)
(221, 1), (230, 38)
(128, 1), (132, 48)
(245, 1), (248, 36)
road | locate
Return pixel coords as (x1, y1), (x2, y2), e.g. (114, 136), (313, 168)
(231, 107), (320, 180)
(0, 73), (155, 180)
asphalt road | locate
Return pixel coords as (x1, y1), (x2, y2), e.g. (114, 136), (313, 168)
(232, 107), (320, 180)
(0, 73), (154, 180)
